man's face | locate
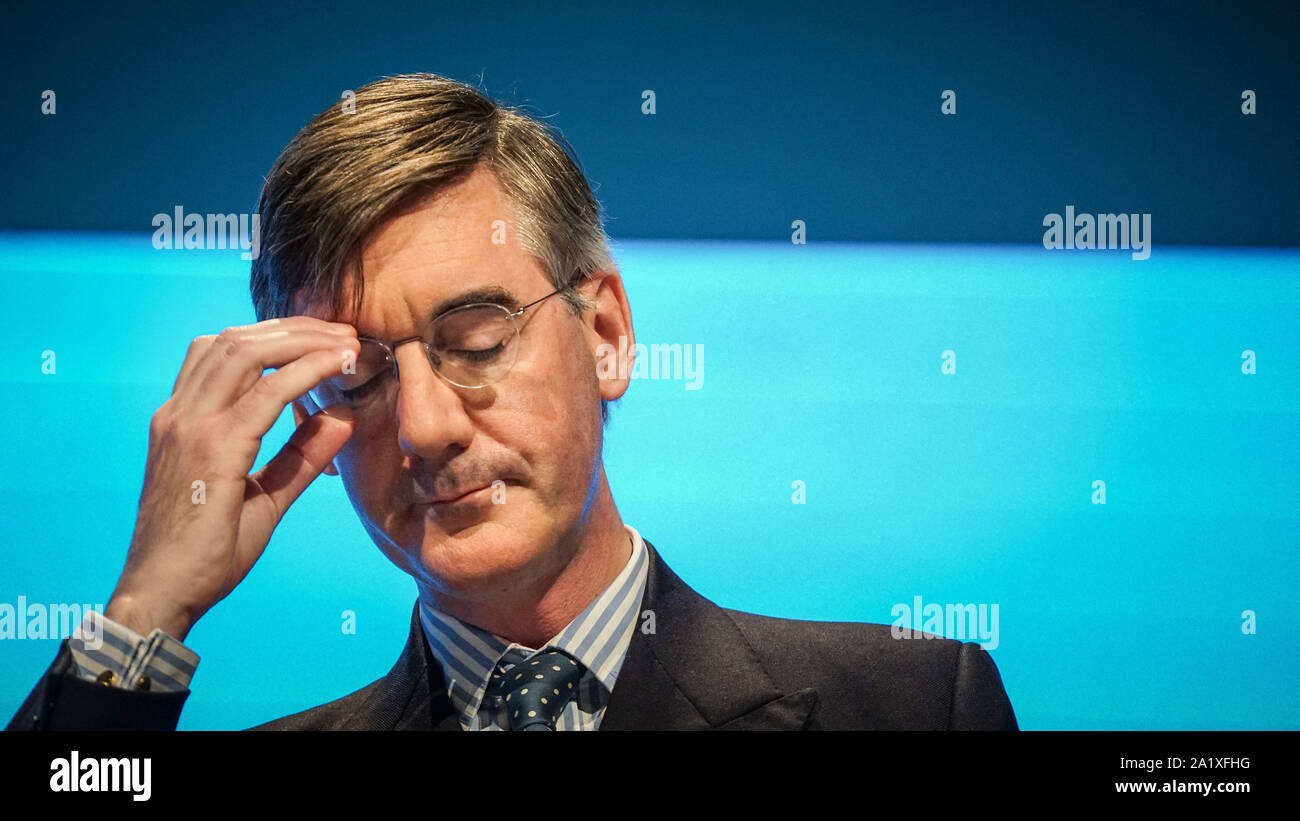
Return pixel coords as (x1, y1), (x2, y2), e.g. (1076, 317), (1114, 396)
(295, 166), (630, 604)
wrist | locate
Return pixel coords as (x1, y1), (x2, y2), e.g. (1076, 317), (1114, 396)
(105, 591), (197, 642)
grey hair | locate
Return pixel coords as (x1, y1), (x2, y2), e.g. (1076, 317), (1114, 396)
(248, 72), (618, 420)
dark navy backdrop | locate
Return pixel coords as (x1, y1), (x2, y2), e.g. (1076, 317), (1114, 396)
(3, 0), (1298, 242)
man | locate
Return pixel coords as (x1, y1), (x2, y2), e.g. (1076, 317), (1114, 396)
(8, 73), (1016, 731)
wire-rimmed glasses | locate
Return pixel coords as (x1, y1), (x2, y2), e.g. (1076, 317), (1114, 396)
(307, 285), (568, 412)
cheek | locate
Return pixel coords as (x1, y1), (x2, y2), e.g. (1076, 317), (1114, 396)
(336, 423), (401, 512)
(496, 331), (601, 487)
(546, 336), (603, 479)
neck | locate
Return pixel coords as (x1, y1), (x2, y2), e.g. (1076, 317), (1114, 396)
(416, 469), (631, 648)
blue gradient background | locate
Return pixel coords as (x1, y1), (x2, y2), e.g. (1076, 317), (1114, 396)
(2, 236), (1295, 729)
(1, 1), (1297, 729)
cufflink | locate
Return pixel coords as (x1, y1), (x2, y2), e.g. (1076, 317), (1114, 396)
(135, 675), (151, 691)
(96, 669), (116, 687)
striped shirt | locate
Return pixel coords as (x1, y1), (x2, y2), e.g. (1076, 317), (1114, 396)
(70, 523), (648, 726)
(418, 524), (650, 730)
(68, 608), (199, 693)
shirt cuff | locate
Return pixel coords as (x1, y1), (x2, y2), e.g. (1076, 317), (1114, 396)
(67, 609), (199, 693)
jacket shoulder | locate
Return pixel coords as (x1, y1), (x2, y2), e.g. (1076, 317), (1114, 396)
(249, 676), (390, 730)
(720, 608), (1017, 730)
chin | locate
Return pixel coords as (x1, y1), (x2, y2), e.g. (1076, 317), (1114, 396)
(408, 509), (550, 594)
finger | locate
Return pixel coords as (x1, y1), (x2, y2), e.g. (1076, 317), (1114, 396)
(186, 326), (358, 414)
(228, 346), (362, 441)
(172, 335), (217, 394)
(184, 316), (354, 392)
(174, 317), (353, 396)
(289, 394), (340, 478)
(248, 404), (356, 530)
(292, 393), (340, 475)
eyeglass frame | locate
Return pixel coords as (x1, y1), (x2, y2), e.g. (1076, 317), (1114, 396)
(314, 274), (586, 405)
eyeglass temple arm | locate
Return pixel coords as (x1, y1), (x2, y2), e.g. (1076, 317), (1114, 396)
(512, 284), (569, 317)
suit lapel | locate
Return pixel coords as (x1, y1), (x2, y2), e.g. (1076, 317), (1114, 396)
(599, 542), (818, 730)
(373, 538), (817, 730)
(346, 602), (459, 730)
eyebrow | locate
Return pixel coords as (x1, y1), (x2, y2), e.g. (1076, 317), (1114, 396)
(429, 286), (520, 320)
(355, 285), (522, 343)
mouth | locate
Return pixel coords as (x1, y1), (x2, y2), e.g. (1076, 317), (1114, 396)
(416, 484), (494, 507)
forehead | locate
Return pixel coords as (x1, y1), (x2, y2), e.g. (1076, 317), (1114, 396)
(292, 166), (551, 331)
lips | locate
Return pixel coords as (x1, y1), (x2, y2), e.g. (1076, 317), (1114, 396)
(417, 484), (492, 505)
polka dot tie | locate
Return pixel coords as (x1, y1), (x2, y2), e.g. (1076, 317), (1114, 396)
(487, 649), (586, 731)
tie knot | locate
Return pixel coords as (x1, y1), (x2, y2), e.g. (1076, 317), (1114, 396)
(488, 649), (586, 731)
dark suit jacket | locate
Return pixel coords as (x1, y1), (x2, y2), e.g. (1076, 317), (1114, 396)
(8, 540), (1017, 731)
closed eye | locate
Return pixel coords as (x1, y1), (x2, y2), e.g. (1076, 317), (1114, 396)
(450, 342), (506, 363)
(340, 374), (387, 402)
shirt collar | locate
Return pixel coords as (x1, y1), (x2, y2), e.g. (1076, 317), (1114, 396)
(418, 524), (649, 729)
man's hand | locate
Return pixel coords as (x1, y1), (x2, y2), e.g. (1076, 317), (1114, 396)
(104, 317), (361, 641)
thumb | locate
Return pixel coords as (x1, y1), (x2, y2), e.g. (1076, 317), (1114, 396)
(253, 404), (355, 516)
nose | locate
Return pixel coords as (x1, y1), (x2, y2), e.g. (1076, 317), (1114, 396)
(392, 341), (476, 460)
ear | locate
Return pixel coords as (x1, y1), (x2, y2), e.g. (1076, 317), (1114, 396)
(581, 270), (635, 402)
(292, 394), (341, 476)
